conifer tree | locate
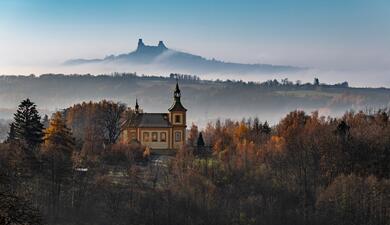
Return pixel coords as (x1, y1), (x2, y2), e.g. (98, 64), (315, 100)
(197, 132), (205, 148)
(13, 99), (44, 150)
(262, 121), (271, 134)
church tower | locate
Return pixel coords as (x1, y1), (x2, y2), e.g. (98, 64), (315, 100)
(168, 81), (187, 149)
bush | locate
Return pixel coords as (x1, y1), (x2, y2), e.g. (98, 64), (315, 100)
(102, 142), (148, 165)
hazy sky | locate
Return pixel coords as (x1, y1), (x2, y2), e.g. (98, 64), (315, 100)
(0, 0), (389, 85)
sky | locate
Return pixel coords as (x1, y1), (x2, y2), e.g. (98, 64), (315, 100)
(0, 0), (389, 86)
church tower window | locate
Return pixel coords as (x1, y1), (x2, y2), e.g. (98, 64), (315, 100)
(175, 115), (181, 123)
(175, 131), (182, 142)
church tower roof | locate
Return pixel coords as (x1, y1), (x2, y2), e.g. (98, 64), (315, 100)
(168, 81), (187, 112)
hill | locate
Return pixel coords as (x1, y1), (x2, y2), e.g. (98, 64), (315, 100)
(0, 73), (389, 127)
(65, 39), (303, 75)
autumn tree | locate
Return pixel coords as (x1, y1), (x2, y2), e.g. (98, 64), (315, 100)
(99, 100), (127, 145)
(64, 101), (135, 154)
(40, 112), (75, 219)
(273, 111), (322, 224)
(316, 174), (390, 225)
(187, 123), (199, 147)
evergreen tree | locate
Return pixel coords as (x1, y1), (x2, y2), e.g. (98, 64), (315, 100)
(262, 121), (271, 134)
(197, 132), (205, 148)
(195, 132), (206, 156)
(253, 117), (261, 135)
(13, 99), (44, 150)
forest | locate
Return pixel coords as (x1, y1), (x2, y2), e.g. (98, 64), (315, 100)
(1, 97), (389, 225)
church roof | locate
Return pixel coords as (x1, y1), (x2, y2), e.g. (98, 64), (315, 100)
(129, 113), (172, 128)
(168, 101), (187, 111)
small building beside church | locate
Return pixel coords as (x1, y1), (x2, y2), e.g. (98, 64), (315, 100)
(120, 82), (187, 150)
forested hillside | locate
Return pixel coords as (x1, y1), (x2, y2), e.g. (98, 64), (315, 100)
(0, 73), (389, 127)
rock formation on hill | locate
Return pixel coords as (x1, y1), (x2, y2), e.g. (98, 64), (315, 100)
(65, 39), (303, 74)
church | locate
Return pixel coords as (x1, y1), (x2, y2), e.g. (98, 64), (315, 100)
(120, 82), (187, 150)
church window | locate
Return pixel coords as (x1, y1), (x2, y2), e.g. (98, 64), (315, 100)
(152, 132), (158, 142)
(143, 132), (149, 142)
(175, 131), (182, 142)
(130, 131), (136, 140)
(160, 132), (167, 142)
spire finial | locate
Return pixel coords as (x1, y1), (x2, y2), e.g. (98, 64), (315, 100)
(175, 79), (180, 92)
(174, 80), (181, 101)
(135, 98), (139, 113)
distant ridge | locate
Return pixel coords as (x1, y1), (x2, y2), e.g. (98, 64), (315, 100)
(65, 39), (304, 74)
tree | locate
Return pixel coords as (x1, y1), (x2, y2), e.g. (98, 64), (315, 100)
(253, 117), (261, 135)
(42, 114), (49, 129)
(197, 132), (205, 148)
(41, 112), (75, 219)
(194, 132), (206, 156)
(5, 123), (16, 143)
(100, 100), (128, 145)
(187, 123), (199, 146)
(316, 174), (390, 225)
(64, 100), (132, 146)
(274, 111), (321, 224)
(0, 191), (42, 225)
(336, 120), (349, 141)
(0, 141), (43, 224)
(313, 78), (320, 86)
(261, 121), (271, 134)
(13, 99), (44, 151)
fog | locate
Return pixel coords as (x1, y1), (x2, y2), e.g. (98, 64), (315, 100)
(1, 62), (389, 88)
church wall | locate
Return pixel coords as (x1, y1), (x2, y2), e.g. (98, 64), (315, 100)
(138, 128), (170, 149)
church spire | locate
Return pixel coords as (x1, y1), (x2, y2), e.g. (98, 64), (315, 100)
(135, 98), (140, 114)
(169, 81), (187, 112)
(174, 80), (181, 101)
